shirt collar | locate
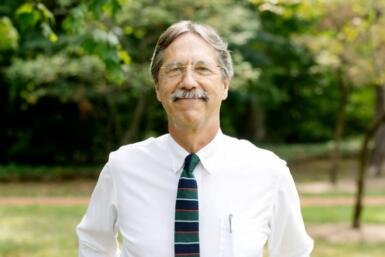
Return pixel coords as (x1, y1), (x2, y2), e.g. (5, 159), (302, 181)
(166, 130), (225, 174)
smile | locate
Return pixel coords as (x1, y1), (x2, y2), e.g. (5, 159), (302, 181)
(169, 88), (210, 102)
(174, 97), (208, 102)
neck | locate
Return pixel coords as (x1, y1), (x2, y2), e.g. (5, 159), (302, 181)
(168, 122), (220, 153)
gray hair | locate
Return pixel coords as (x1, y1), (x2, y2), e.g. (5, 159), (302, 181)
(150, 20), (233, 84)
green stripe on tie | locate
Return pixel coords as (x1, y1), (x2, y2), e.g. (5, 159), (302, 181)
(177, 190), (198, 199)
(175, 233), (199, 242)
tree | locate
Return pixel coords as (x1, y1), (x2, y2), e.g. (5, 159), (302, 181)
(0, 0), (372, 165)
(350, 1), (385, 229)
(291, 0), (385, 228)
(226, 0), (321, 143)
(370, 85), (385, 176)
(1, 0), (131, 163)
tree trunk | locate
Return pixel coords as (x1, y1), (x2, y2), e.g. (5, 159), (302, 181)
(245, 95), (266, 142)
(253, 108), (266, 142)
(243, 97), (267, 143)
(247, 107), (266, 142)
(352, 111), (385, 228)
(121, 91), (147, 144)
(369, 85), (385, 176)
(329, 79), (350, 185)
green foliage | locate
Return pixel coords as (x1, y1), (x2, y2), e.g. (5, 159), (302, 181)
(300, 0), (385, 87)
(345, 86), (375, 134)
(0, 16), (19, 50)
(87, 0), (123, 19)
(15, 2), (57, 42)
(62, 1), (130, 84)
(6, 52), (105, 105)
(0, 0), (380, 165)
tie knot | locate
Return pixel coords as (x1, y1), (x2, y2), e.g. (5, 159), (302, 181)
(183, 153), (200, 174)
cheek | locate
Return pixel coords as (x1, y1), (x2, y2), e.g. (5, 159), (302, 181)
(213, 85), (227, 98)
(157, 79), (175, 94)
(157, 86), (174, 104)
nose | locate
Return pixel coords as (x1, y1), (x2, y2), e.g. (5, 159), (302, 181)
(179, 66), (199, 90)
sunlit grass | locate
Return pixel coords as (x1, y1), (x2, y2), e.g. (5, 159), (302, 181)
(302, 205), (385, 224)
(1, 204), (384, 257)
(312, 241), (385, 257)
(0, 155), (384, 257)
(0, 205), (86, 257)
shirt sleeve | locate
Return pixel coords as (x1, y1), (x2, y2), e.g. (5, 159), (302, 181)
(76, 162), (119, 257)
(268, 165), (313, 257)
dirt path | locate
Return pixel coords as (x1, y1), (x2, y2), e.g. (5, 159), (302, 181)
(301, 196), (385, 206)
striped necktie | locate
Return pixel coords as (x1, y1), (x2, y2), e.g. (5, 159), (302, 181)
(174, 153), (200, 257)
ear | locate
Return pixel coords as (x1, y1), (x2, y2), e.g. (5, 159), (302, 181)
(222, 79), (229, 100)
(155, 83), (161, 102)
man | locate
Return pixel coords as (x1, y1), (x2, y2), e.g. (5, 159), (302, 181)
(77, 20), (313, 257)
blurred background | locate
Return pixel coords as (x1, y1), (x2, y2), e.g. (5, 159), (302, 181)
(1, 0), (385, 256)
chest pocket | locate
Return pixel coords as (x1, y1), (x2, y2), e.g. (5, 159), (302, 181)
(220, 214), (268, 257)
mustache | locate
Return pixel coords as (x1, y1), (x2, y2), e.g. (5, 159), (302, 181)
(169, 88), (209, 102)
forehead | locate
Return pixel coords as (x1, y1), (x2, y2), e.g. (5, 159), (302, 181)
(162, 33), (218, 65)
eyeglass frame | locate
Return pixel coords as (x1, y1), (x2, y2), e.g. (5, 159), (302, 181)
(159, 61), (222, 80)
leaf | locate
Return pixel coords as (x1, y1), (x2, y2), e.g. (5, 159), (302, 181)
(118, 50), (131, 64)
(49, 32), (58, 43)
(41, 22), (57, 42)
(0, 16), (19, 50)
(15, 3), (41, 31)
(15, 2), (35, 16)
(36, 3), (55, 24)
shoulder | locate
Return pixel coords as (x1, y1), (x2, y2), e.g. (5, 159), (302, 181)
(223, 134), (286, 165)
(221, 134), (287, 178)
(108, 134), (168, 165)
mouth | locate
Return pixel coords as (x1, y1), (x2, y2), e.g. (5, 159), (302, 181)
(174, 97), (208, 102)
(169, 89), (209, 103)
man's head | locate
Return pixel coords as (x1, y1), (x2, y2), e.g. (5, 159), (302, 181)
(150, 20), (233, 84)
(150, 21), (233, 133)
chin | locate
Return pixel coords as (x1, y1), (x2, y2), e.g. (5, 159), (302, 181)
(174, 112), (203, 128)
(182, 114), (201, 125)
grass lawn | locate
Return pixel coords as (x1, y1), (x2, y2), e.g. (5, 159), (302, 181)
(1, 155), (384, 257)
(312, 241), (385, 257)
(0, 205), (86, 257)
(302, 205), (385, 224)
(0, 204), (384, 257)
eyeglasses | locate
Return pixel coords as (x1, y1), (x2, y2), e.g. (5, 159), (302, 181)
(160, 62), (221, 80)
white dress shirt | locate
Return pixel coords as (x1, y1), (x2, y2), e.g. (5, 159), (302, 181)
(77, 131), (313, 257)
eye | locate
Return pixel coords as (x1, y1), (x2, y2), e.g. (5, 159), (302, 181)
(166, 66), (184, 76)
(194, 65), (212, 75)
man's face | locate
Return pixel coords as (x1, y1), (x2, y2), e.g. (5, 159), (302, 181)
(155, 33), (229, 131)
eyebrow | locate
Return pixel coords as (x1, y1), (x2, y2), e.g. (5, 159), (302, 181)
(164, 60), (214, 68)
